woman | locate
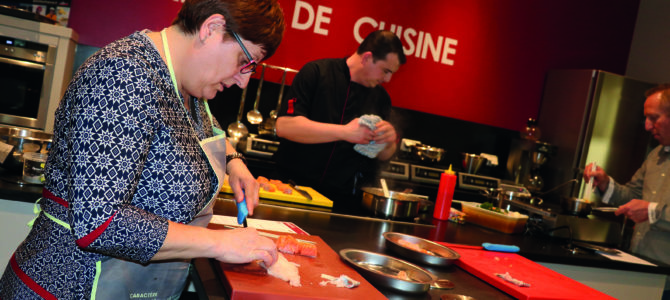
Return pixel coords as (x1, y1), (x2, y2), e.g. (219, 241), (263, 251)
(0, 0), (285, 298)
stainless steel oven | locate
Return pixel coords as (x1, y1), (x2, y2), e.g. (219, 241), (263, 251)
(0, 13), (78, 133)
(0, 35), (56, 129)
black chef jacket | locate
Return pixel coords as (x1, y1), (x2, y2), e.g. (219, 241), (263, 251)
(273, 58), (392, 214)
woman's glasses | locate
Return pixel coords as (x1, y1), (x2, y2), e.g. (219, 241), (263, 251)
(231, 31), (257, 74)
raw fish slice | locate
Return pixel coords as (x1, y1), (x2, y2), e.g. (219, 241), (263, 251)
(277, 235), (318, 257)
(276, 235), (301, 255)
(262, 253), (301, 287)
(298, 241), (317, 257)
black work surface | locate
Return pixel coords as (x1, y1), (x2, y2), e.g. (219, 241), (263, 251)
(191, 197), (670, 300)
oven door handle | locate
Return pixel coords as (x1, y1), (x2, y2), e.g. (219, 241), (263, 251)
(0, 56), (45, 70)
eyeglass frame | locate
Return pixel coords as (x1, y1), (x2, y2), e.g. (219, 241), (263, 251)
(231, 31), (257, 74)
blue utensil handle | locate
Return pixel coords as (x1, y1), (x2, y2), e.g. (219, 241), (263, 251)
(482, 243), (520, 252)
(237, 198), (249, 226)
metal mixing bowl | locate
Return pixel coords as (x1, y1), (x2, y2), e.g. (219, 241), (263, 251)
(561, 197), (592, 216)
(0, 126), (53, 174)
(462, 153), (488, 174)
(361, 187), (424, 219)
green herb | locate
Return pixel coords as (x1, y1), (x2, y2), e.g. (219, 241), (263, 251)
(479, 202), (507, 214)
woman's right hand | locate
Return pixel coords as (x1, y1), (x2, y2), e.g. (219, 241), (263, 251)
(583, 163), (610, 192)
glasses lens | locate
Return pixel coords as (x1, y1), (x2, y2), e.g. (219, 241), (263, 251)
(241, 62), (257, 74)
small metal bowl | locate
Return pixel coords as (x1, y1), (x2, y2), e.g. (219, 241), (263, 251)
(384, 232), (461, 266)
(361, 187), (423, 219)
(339, 248), (437, 293)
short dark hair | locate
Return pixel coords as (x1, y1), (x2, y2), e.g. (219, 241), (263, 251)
(172, 0), (285, 60)
(357, 30), (406, 65)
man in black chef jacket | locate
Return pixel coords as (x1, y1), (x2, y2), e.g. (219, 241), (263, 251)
(273, 30), (406, 214)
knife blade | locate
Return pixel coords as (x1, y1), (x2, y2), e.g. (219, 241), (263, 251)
(287, 179), (312, 200)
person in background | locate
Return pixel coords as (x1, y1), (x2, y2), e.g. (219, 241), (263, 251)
(273, 30), (406, 214)
(0, 0), (284, 298)
(584, 83), (670, 298)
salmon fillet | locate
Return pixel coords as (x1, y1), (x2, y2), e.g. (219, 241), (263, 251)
(276, 235), (318, 257)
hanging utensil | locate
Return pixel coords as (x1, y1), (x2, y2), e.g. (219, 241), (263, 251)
(269, 68), (288, 119)
(246, 64), (265, 125)
(227, 86), (249, 140)
(259, 68), (288, 137)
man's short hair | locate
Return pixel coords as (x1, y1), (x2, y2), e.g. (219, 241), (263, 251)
(357, 30), (406, 65)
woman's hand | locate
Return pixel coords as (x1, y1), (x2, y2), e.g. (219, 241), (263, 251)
(227, 160), (259, 215)
(213, 227), (277, 266)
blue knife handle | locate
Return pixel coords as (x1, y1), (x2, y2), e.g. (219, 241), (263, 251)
(236, 198), (249, 226)
(482, 243), (520, 253)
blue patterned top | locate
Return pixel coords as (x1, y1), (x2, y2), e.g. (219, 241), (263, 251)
(0, 31), (220, 299)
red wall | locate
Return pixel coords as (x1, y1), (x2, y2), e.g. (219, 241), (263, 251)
(68, 0), (639, 131)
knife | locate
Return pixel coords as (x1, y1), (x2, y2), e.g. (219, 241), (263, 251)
(287, 179), (313, 200)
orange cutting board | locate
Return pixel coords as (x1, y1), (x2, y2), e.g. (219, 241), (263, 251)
(215, 234), (386, 300)
(440, 243), (616, 300)
(221, 177), (333, 208)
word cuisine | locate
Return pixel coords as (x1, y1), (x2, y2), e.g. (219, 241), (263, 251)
(291, 0), (458, 66)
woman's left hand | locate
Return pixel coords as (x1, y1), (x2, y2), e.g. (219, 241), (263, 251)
(213, 227), (278, 266)
(227, 160), (260, 215)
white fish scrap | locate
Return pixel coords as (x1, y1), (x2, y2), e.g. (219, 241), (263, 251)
(319, 273), (360, 288)
(495, 272), (530, 287)
(262, 253), (301, 287)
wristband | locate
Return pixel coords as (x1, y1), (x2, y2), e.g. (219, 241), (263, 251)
(226, 152), (247, 165)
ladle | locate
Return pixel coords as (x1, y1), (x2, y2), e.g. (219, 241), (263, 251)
(246, 64), (265, 125)
(581, 162), (596, 202)
(380, 178), (390, 198)
(268, 68), (288, 119)
(227, 86), (249, 140)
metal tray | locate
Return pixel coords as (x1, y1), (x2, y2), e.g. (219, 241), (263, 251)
(384, 232), (461, 266)
(592, 207), (617, 213)
(339, 248), (437, 293)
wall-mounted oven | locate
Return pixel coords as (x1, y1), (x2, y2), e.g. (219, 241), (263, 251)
(0, 13), (78, 132)
(0, 35), (55, 130)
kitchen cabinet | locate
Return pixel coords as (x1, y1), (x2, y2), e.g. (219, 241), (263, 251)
(0, 198), (34, 266)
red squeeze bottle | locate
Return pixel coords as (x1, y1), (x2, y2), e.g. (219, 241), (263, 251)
(433, 165), (457, 220)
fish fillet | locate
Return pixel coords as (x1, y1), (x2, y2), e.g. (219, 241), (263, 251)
(276, 235), (318, 257)
(263, 253), (301, 287)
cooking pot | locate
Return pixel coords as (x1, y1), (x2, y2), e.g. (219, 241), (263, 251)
(462, 153), (487, 174)
(0, 126), (53, 174)
(410, 144), (445, 162)
(361, 187), (428, 219)
(561, 197), (592, 216)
